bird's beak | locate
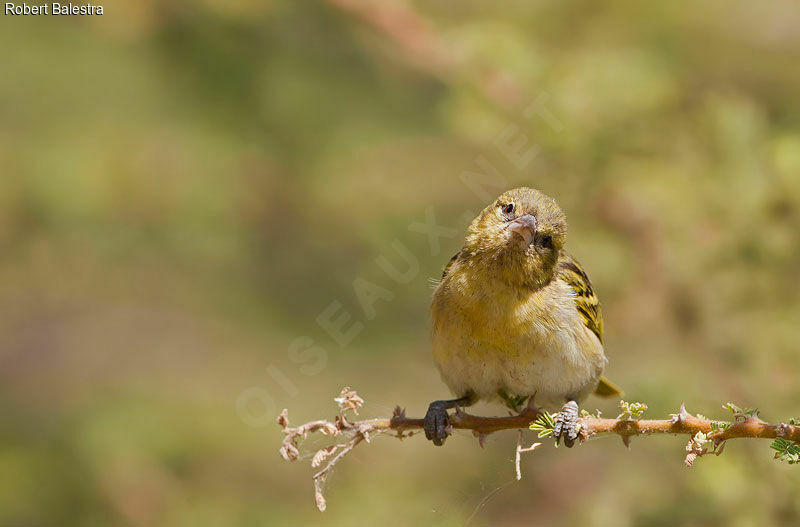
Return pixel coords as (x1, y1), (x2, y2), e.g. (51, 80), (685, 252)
(508, 214), (537, 245)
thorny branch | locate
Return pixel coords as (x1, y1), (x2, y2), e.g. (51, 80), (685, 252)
(278, 387), (800, 511)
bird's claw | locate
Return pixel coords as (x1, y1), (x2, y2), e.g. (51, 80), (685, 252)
(424, 402), (451, 446)
(554, 400), (580, 448)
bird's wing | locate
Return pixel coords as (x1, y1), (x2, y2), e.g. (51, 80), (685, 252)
(556, 252), (603, 344)
(556, 253), (624, 398)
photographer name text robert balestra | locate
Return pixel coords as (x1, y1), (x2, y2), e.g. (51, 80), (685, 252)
(5, 2), (103, 15)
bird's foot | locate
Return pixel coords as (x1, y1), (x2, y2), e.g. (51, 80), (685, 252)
(553, 400), (580, 448)
(424, 402), (452, 446)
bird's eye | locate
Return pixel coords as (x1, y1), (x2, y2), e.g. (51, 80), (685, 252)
(502, 203), (515, 215)
(540, 235), (553, 249)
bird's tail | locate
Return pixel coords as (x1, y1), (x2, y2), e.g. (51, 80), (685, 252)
(594, 376), (624, 398)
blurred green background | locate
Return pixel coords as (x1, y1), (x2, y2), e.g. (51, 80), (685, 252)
(2, 0), (800, 525)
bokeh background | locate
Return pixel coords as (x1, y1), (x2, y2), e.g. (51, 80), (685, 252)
(2, 1), (800, 525)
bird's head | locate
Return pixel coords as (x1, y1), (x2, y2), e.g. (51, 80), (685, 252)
(464, 187), (567, 288)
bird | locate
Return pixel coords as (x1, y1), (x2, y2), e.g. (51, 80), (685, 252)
(425, 187), (622, 447)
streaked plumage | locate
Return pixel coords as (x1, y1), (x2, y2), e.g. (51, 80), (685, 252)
(556, 253), (603, 344)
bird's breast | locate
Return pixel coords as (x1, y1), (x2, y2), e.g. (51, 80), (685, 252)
(430, 272), (606, 406)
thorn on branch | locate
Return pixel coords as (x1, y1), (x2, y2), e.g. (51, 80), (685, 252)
(671, 403), (692, 424)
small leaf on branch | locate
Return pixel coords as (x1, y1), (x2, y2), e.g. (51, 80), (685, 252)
(723, 402), (759, 421)
(709, 420), (731, 432)
(617, 400), (648, 420)
(530, 411), (556, 438)
(770, 438), (800, 465)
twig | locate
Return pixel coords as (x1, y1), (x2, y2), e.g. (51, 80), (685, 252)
(278, 388), (800, 511)
(515, 430), (541, 481)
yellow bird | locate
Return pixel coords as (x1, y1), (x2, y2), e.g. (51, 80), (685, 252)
(425, 187), (622, 446)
